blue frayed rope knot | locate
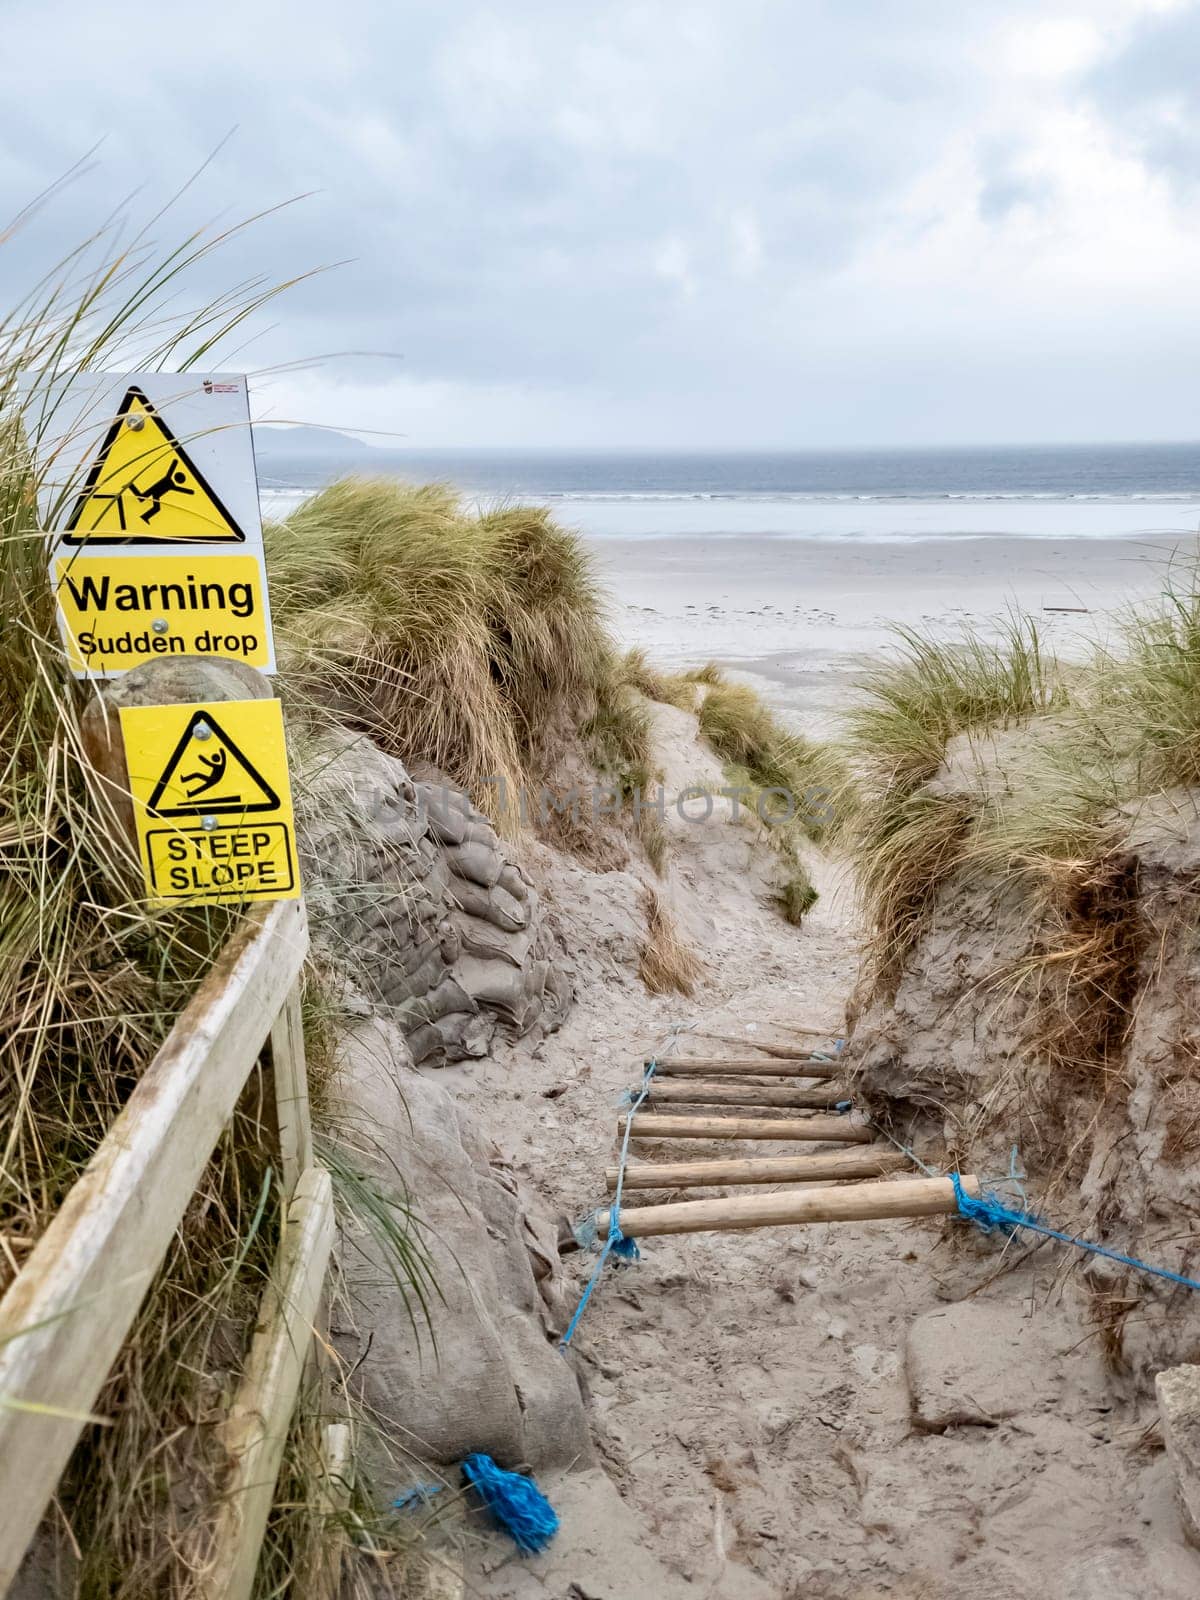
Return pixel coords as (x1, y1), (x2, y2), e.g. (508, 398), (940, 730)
(461, 1453), (559, 1553)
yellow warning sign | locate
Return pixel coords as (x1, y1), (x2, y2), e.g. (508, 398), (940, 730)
(64, 387), (247, 545)
(53, 554), (271, 675)
(120, 699), (300, 904)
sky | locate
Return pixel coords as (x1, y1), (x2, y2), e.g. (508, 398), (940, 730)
(1, 0), (1199, 449)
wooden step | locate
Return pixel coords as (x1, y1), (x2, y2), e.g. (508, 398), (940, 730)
(607, 1174), (979, 1238)
(645, 1081), (846, 1110)
(620, 1112), (872, 1144)
(606, 1146), (909, 1191)
(646, 1056), (841, 1078)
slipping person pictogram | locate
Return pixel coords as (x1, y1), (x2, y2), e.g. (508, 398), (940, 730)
(178, 747), (233, 801)
(146, 709), (282, 817)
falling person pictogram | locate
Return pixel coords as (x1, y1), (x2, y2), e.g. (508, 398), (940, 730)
(145, 709), (283, 817)
(129, 459), (195, 524)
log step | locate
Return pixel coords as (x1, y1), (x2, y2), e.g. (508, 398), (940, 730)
(607, 1175), (979, 1238)
(647, 1056), (841, 1078)
(606, 1146), (909, 1191)
(645, 1081), (847, 1110)
(620, 1112), (872, 1144)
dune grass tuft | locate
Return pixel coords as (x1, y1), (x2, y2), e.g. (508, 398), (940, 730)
(776, 870), (820, 926)
(842, 589), (1200, 1073)
(849, 617), (1064, 793)
(266, 479), (622, 835)
(638, 888), (703, 995)
(844, 615), (1070, 990)
(697, 679), (847, 843)
(620, 646), (701, 712)
(1106, 562), (1200, 791)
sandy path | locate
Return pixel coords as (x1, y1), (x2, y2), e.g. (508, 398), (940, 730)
(452, 706), (1200, 1600)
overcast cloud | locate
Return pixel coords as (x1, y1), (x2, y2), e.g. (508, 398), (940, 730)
(1, 0), (1199, 448)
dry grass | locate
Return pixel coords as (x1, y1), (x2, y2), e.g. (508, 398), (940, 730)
(1104, 559), (1200, 790)
(269, 484), (675, 884)
(849, 616), (1064, 794)
(843, 587), (1200, 1085)
(638, 888), (702, 996)
(845, 617), (1070, 995)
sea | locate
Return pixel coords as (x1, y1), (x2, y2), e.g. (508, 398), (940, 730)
(254, 443), (1200, 544)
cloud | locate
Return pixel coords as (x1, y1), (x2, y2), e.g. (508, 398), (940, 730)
(0, 0), (1198, 445)
(1086, 1), (1200, 184)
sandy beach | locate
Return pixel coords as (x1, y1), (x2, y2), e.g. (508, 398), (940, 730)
(593, 532), (1191, 734)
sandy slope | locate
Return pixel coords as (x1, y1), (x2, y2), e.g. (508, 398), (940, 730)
(448, 704), (1200, 1600)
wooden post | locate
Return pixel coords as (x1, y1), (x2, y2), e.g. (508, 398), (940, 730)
(607, 1175), (980, 1238)
(270, 978), (313, 1198)
(606, 1146), (909, 1191)
(647, 1056), (841, 1078)
(313, 1422), (352, 1600)
(620, 1112), (873, 1143)
(197, 1166), (336, 1600)
(645, 1081), (845, 1109)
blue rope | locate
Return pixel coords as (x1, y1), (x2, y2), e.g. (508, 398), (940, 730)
(872, 1115), (1200, 1294)
(560, 1056), (655, 1348)
(949, 1172), (1200, 1293)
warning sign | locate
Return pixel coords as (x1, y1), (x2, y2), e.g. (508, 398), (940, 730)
(52, 554), (271, 675)
(120, 699), (300, 904)
(30, 372), (276, 678)
(63, 387), (246, 545)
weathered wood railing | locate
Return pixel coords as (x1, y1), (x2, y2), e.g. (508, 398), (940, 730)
(0, 899), (335, 1597)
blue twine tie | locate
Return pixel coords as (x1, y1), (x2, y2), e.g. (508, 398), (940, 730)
(393, 1483), (442, 1511)
(560, 1056), (654, 1348)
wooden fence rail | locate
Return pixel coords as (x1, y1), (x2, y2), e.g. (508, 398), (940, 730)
(0, 898), (333, 1598)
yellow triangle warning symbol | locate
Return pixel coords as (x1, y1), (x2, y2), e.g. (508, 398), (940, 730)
(147, 710), (281, 818)
(63, 386), (247, 545)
